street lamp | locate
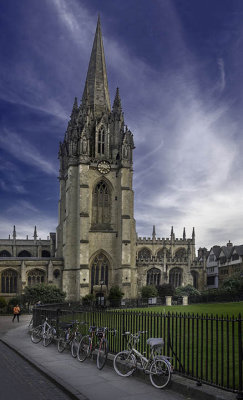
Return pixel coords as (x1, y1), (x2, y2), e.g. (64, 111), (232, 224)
(100, 280), (104, 306)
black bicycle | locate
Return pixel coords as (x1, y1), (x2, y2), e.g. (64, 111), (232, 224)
(77, 326), (116, 369)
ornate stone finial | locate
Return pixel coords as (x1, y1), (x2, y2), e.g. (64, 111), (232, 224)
(183, 227), (186, 240)
(192, 227), (195, 239)
(171, 226), (174, 236)
(152, 225), (156, 240)
(13, 225), (16, 240)
(34, 226), (37, 240)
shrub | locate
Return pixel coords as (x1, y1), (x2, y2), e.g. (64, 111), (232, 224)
(0, 297), (7, 309)
(82, 294), (95, 306)
(157, 284), (175, 297)
(222, 274), (243, 292)
(108, 286), (124, 307)
(24, 284), (66, 305)
(141, 285), (158, 299)
(175, 285), (201, 297)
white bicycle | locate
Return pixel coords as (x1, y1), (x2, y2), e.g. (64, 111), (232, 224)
(113, 331), (173, 389)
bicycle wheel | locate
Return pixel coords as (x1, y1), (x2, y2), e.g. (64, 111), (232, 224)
(77, 335), (90, 362)
(113, 351), (136, 377)
(149, 358), (171, 389)
(97, 338), (108, 370)
(31, 326), (42, 344)
(43, 329), (53, 347)
(71, 337), (80, 358)
(58, 338), (66, 353)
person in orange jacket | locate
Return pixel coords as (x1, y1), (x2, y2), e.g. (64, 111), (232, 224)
(12, 304), (20, 322)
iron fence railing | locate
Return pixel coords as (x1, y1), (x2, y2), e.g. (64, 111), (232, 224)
(33, 306), (243, 395)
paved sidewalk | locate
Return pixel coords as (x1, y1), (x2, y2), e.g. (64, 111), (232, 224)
(0, 320), (236, 400)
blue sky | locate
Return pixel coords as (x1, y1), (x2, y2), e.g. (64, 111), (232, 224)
(0, 0), (242, 250)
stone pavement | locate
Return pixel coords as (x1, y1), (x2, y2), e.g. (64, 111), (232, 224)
(0, 316), (236, 400)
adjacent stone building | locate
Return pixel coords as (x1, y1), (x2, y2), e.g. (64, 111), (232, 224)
(0, 18), (206, 301)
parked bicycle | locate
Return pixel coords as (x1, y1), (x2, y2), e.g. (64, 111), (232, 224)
(57, 320), (85, 357)
(77, 326), (116, 370)
(31, 316), (57, 347)
(113, 331), (173, 389)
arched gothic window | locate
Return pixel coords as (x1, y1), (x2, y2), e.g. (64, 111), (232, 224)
(91, 253), (109, 293)
(169, 267), (182, 288)
(27, 269), (45, 286)
(53, 269), (61, 279)
(147, 268), (161, 286)
(191, 271), (198, 289)
(175, 248), (186, 258)
(92, 181), (111, 229)
(157, 248), (170, 260)
(138, 248), (151, 260)
(18, 250), (32, 257)
(42, 250), (50, 257)
(0, 250), (11, 257)
(1, 269), (17, 293)
(97, 128), (105, 155)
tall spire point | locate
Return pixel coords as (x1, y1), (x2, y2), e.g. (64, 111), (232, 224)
(81, 16), (111, 116)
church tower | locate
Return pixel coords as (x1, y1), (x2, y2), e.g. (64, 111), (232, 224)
(56, 18), (137, 301)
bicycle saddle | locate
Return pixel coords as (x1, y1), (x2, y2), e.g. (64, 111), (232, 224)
(147, 338), (164, 348)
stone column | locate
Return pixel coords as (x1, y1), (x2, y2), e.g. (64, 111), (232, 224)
(165, 296), (172, 306)
(48, 260), (53, 284)
(182, 296), (188, 305)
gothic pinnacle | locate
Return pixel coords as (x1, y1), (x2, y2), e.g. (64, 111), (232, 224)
(112, 87), (122, 112)
(34, 226), (37, 240)
(152, 225), (156, 239)
(183, 227), (186, 240)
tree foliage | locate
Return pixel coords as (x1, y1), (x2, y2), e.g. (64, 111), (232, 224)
(222, 273), (243, 292)
(157, 283), (175, 297)
(108, 286), (124, 306)
(24, 284), (66, 305)
(141, 285), (158, 299)
(82, 294), (95, 306)
(175, 284), (201, 297)
(0, 296), (7, 309)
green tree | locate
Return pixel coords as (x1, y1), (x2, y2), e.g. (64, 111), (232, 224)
(108, 286), (124, 307)
(175, 284), (201, 297)
(141, 285), (158, 299)
(82, 294), (95, 306)
(24, 284), (66, 305)
(0, 296), (7, 309)
(222, 273), (243, 292)
(157, 283), (175, 298)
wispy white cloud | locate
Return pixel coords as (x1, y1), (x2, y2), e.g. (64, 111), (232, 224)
(217, 58), (226, 92)
(0, 128), (57, 175)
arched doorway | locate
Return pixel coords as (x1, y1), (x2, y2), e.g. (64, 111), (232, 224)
(191, 271), (199, 289)
(90, 253), (109, 305)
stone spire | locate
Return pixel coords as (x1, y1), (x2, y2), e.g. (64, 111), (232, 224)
(81, 16), (111, 117)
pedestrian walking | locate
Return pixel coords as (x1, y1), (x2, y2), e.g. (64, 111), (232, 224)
(12, 304), (21, 322)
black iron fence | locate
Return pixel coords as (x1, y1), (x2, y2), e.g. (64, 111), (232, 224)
(33, 306), (243, 395)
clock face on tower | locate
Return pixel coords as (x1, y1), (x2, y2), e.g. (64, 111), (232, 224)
(97, 160), (111, 174)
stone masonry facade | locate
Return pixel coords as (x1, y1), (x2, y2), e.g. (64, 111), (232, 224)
(0, 18), (206, 301)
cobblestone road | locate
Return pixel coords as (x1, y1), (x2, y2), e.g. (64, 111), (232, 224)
(0, 341), (74, 400)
